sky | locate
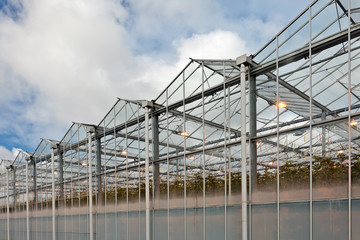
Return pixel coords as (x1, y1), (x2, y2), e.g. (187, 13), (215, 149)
(0, 0), (312, 160)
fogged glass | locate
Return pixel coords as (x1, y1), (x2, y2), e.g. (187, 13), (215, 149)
(279, 129), (310, 203)
(251, 135), (277, 239)
(312, 123), (349, 200)
(168, 156), (184, 240)
(312, 124), (349, 238)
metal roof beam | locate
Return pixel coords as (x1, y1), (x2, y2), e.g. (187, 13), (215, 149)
(251, 24), (360, 76)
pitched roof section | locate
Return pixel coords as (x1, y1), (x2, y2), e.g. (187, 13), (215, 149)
(253, 0), (360, 65)
(155, 59), (241, 107)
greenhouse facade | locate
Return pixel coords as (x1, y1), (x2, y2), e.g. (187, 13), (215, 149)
(1, 0), (360, 239)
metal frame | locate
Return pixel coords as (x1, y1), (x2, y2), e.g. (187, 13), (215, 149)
(1, 1), (360, 239)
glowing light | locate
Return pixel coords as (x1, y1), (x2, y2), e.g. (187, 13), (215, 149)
(121, 150), (128, 155)
(278, 102), (287, 108)
(337, 150), (344, 154)
(269, 161), (274, 165)
(54, 171), (58, 175)
(188, 156), (195, 160)
(350, 120), (358, 126)
(180, 131), (189, 137)
(81, 162), (87, 166)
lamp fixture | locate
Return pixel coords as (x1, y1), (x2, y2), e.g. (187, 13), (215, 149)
(278, 102), (287, 108)
(180, 131), (189, 137)
(119, 146), (128, 155)
(350, 120), (358, 127)
(177, 125), (189, 137)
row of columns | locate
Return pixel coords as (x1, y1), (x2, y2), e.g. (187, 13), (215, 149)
(3, 62), (253, 240)
(4, 143), (66, 240)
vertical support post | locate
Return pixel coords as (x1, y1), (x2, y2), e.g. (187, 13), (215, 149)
(347, 1), (352, 239)
(152, 112), (160, 200)
(276, 36), (280, 240)
(248, 74), (256, 240)
(223, 61), (227, 240)
(241, 64), (248, 240)
(25, 158), (30, 240)
(249, 75), (257, 190)
(142, 101), (152, 240)
(166, 89), (171, 240)
(237, 55), (250, 240)
(321, 111), (326, 157)
(309, 8), (314, 240)
(86, 126), (95, 240)
(152, 109), (160, 240)
(32, 160), (37, 209)
(50, 144), (57, 240)
(237, 56), (248, 240)
(6, 168), (10, 240)
(201, 63), (206, 240)
(58, 149), (64, 206)
(13, 168), (16, 212)
(96, 137), (102, 206)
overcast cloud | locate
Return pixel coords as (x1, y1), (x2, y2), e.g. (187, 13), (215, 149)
(0, 0), (311, 160)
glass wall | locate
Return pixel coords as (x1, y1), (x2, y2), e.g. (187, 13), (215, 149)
(1, 0), (360, 239)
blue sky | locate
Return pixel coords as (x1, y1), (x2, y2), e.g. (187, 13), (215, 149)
(0, 0), (312, 160)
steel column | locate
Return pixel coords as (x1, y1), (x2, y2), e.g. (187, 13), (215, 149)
(249, 75), (257, 190)
(96, 137), (102, 205)
(58, 150), (64, 206)
(25, 158), (30, 240)
(32, 160), (37, 209)
(152, 110), (159, 240)
(240, 63), (247, 240)
(321, 111), (326, 156)
(152, 113), (160, 199)
(50, 144), (57, 240)
(347, 1), (352, 239)
(142, 101), (152, 240)
(6, 169), (10, 240)
(86, 127), (95, 240)
(12, 168), (16, 212)
(309, 7), (313, 240)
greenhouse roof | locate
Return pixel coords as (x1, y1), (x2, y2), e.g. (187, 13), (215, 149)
(2, 0), (360, 196)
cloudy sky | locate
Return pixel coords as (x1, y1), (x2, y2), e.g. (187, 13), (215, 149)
(0, 0), (312, 160)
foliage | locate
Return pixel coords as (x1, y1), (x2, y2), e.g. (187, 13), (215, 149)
(6, 155), (360, 209)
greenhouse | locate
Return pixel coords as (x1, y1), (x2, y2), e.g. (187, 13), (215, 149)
(1, 0), (360, 239)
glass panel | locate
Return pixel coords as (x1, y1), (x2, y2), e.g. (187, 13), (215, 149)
(169, 156), (184, 240)
(251, 135), (277, 239)
(253, 38), (277, 64)
(279, 130), (310, 203)
(312, 122), (349, 238)
(279, 202), (310, 239)
(278, 9), (310, 57)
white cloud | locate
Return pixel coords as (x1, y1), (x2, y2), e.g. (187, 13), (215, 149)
(0, 0), (306, 150)
(0, 0), (136, 125)
(135, 30), (249, 100)
(0, 146), (16, 161)
(175, 30), (249, 62)
(11, 148), (20, 158)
